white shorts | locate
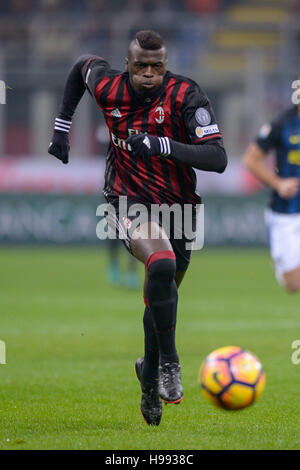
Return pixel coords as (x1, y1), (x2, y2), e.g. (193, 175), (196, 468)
(265, 209), (300, 281)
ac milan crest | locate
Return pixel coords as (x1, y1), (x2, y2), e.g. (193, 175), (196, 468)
(154, 106), (165, 124)
(122, 217), (132, 229)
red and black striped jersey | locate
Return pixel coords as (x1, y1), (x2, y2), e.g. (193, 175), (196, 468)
(83, 57), (223, 205)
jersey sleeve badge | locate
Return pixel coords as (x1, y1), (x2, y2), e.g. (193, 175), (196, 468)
(195, 124), (219, 138)
(195, 107), (211, 126)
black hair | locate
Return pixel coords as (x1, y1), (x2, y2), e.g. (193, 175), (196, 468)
(135, 30), (164, 50)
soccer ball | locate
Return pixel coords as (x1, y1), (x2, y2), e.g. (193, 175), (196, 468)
(198, 346), (266, 410)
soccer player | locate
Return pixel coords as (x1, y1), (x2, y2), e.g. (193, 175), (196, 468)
(48, 30), (227, 425)
(243, 96), (300, 294)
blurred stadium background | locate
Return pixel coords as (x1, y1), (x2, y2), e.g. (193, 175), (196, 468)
(1, 0), (300, 451)
(0, 0), (299, 247)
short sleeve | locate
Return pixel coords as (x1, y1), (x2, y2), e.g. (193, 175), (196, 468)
(255, 120), (281, 152)
(182, 84), (223, 145)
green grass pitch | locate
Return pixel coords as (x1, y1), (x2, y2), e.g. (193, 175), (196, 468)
(0, 246), (300, 450)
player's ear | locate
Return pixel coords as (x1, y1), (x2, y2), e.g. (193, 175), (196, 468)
(125, 57), (129, 71)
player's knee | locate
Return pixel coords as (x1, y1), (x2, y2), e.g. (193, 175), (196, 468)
(146, 251), (177, 306)
(146, 250), (176, 283)
(284, 280), (300, 294)
(282, 271), (300, 294)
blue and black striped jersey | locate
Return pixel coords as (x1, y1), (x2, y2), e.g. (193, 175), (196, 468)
(256, 106), (300, 213)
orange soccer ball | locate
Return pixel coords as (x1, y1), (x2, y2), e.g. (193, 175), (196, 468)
(198, 346), (266, 410)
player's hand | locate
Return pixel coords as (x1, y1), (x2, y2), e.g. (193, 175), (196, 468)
(48, 130), (70, 164)
(276, 177), (300, 199)
(126, 133), (171, 158)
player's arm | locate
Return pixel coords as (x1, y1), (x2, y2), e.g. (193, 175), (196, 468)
(163, 138), (227, 173)
(174, 84), (227, 173)
(126, 84), (227, 173)
(48, 55), (109, 164)
(243, 123), (300, 199)
(243, 142), (281, 189)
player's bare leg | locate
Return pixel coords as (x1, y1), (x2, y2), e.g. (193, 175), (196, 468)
(283, 266), (300, 293)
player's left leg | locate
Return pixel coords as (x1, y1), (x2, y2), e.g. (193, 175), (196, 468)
(265, 209), (300, 294)
(134, 216), (193, 406)
(131, 220), (181, 424)
(132, 222), (179, 367)
(283, 266), (300, 293)
(131, 220), (185, 406)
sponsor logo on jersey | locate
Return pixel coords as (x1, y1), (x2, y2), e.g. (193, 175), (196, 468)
(288, 150), (300, 165)
(195, 124), (219, 138)
(289, 135), (300, 145)
(154, 106), (165, 124)
(111, 132), (129, 150)
(111, 108), (122, 118)
(111, 130), (143, 151)
(195, 108), (211, 126)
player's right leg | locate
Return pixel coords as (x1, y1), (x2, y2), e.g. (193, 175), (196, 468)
(282, 266), (300, 293)
(131, 221), (183, 407)
(265, 209), (300, 294)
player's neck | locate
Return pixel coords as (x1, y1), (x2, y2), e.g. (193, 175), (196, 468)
(128, 78), (161, 98)
(127, 75), (165, 104)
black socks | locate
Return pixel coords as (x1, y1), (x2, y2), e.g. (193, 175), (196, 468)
(142, 251), (179, 385)
(142, 306), (159, 385)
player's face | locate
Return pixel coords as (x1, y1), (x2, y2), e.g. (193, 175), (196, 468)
(126, 46), (167, 94)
